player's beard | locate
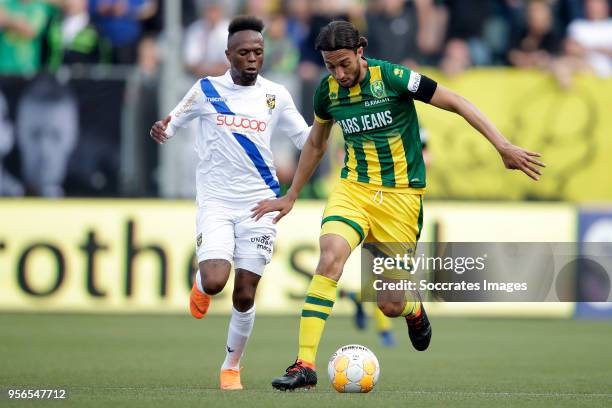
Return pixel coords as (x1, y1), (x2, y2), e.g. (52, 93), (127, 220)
(345, 64), (362, 88)
(241, 70), (258, 84)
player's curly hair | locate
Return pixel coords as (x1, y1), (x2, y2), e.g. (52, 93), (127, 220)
(228, 15), (264, 38)
(315, 20), (368, 52)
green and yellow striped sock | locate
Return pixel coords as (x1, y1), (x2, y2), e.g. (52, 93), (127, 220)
(298, 274), (337, 367)
(401, 296), (421, 318)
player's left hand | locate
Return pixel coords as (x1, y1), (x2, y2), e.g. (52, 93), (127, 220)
(251, 193), (296, 224)
(498, 143), (546, 180)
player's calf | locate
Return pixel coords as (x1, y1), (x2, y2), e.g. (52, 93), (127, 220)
(376, 301), (405, 317)
(232, 269), (259, 311)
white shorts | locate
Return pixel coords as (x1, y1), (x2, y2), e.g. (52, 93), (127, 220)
(195, 202), (277, 275)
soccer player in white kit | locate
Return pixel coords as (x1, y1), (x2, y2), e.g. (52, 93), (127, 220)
(149, 16), (310, 390)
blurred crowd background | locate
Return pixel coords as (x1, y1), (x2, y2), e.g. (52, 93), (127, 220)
(0, 0), (611, 199)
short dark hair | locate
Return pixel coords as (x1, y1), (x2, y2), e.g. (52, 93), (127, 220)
(315, 20), (368, 52)
(228, 15), (264, 38)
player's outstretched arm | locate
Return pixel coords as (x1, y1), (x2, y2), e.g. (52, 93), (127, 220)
(150, 81), (205, 144)
(251, 119), (333, 223)
(149, 115), (171, 145)
(428, 85), (546, 180)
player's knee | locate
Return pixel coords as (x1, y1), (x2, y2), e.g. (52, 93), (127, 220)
(317, 248), (344, 280)
(377, 301), (403, 318)
(199, 270), (227, 295)
(198, 260), (231, 295)
(202, 279), (225, 295)
(232, 287), (255, 312)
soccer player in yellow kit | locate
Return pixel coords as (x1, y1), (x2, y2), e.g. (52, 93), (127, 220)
(252, 20), (545, 390)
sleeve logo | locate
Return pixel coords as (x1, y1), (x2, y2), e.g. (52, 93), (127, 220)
(175, 91), (198, 117)
(408, 71), (421, 93)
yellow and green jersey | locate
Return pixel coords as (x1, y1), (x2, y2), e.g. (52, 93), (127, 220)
(314, 58), (435, 190)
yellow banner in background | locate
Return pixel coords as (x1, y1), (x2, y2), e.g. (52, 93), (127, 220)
(416, 70), (612, 201)
(0, 200), (197, 313)
(0, 200), (576, 317)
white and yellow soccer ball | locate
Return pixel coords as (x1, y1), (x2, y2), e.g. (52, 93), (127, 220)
(328, 344), (380, 393)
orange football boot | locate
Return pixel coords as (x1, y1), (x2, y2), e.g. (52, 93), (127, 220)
(220, 368), (243, 390)
(189, 280), (211, 319)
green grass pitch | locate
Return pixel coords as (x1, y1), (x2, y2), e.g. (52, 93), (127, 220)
(1, 312), (611, 407)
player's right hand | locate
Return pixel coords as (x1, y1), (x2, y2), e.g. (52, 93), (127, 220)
(251, 193), (297, 224)
(150, 115), (171, 144)
(498, 142), (545, 181)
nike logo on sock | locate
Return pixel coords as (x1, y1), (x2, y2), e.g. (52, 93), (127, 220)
(227, 345), (235, 353)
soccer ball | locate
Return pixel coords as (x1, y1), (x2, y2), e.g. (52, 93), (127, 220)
(328, 344), (380, 393)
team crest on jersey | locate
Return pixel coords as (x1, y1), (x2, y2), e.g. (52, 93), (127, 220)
(196, 233), (202, 248)
(329, 91), (338, 100)
(266, 94), (276, 109)
(370, 80), (386, 99)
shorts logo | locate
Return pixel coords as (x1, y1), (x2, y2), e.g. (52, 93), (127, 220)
(251, 235), (272, 254)
(266, 94), (276, 109)
(408, 71), (421, 93)
(196, 233), (202, 248)
(370, 80), (386, 99)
